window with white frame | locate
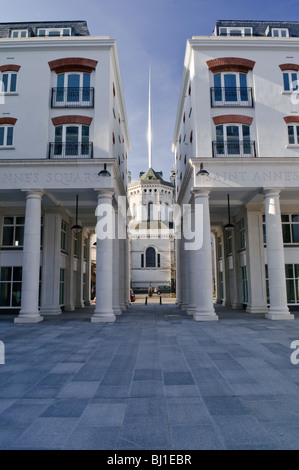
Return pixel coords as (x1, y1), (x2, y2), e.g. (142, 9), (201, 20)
(219, 27), (252, 37)
(53, 72), (92, 107)
(53, 124), (90, 157)
(281, 214), (299, 244)
(2, 216), (24, 247)
(11, 30), (29, 38)
(214, 124), (253, 157)
(0, 126), (14, 147)
(61, 220), (67, 252)
(283, 71), (298, 92)
(37, 28), (71, 37)
(285, 264), (299, 304)
(212, 72), (251, 105)
(287, 124), (299, 145)
(1, 71), (18, 93)
(241, 266), (248, 303)
(272, 28), (289, 37)
(238, 218), (246, 250)
(0, 266), (22, 307)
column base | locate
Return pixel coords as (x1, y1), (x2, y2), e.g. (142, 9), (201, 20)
(181, 303), (189, 311)
(187, 305), (196, 315)
(246, 305), (268, 314)
(91, 311), (116, 323)
(119, 303), (127, 311)
(193, 311), (218, 322)
(15, 314), (44, 324)
(265, 311), (294, 320)
(113, 307), (123, 316)
(40, 307), (62, 316)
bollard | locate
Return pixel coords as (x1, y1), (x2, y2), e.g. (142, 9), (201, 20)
(145, 296), (147, 305)
(160, 296), (162, 305)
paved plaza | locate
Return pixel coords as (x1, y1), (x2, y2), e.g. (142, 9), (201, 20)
(0, 300), (299, 450)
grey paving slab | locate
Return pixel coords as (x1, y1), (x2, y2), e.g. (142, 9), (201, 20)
(0, 303), (298, 449)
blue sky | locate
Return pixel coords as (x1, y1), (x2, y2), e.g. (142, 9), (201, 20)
(1, 0), (299, 180)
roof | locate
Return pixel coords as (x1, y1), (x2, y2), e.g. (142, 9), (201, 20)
(214, 20), (299, 37)
(130, 167), (174, 189)
(0, 21), (90, 38)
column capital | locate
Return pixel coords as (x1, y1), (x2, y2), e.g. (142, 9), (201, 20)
(263, 188), (281, 198)
(22, 190), (43, 199)
(95, 188), (115, 199)
(191, 187), (211, 198)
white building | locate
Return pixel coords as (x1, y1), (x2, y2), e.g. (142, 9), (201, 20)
(172, 20), (299, 321)
(128, 167), (175, 292)
(0, 21), (131, 323)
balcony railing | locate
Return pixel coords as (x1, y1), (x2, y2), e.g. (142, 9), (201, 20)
(210, 87), (253, 107)
(212, 140), (256, 158)
(51, 87), (94, 108)
(48, 142), (93, 159)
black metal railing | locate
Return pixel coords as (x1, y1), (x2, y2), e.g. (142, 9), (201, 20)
(212, 140), (256, 158)
(48, 142), (93, 159)
(51, 87), (94, 108)
(210, 87), (253, 107)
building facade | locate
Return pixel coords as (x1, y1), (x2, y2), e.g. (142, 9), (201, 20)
(128, 167), (175, 292)
(172, 20), (299, 321)
(0, 21), (131, 323)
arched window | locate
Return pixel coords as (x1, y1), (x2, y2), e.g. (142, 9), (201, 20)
(146, 247), (156, 268)
(147, 202), (154, 222)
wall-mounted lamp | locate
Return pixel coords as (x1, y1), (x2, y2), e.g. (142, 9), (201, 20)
(98, 163), (111, 177)
(197, 162), (209, 176)
(224, 194), (235, 231)
(71, 195), (82, 232)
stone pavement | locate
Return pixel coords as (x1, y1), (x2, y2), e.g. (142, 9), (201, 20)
(0, 302), (299, 450)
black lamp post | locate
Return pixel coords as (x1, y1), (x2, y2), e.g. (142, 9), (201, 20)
(224, 194), (235, 231)
(71, 195), (82, 232)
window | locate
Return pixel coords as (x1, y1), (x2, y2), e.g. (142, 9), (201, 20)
(212, 72), (251, 106)
(238, 218), (246, 250)
(241, 266), (248, 303)
(0, 126), (14, 147)
(74, 231), (79, 257)
(61, 220), (67, 251)
(285, 264), (299, 304)
(83, 238), (87, 261)
(53, 72), (93, 107)
(283, 71), (298, 92)
(11, 30), (28, 38)
(0, 267), (22, 307)
(53, 124), (90, 158)
(59, 268), (65, 305)
(38, 28), (71, 37)
(226, 230), (233, 255)
(219, 27), (252, 37)
(1, 71), (17, 93)
(146, 247), (156, 268)
(281, 214), (299, 244)
(272, 28), (289, 37)
(2, 217), (24, 247)
(215, 124), (252, 157)
(287, 124), (299, 145)
(265, 264), (270, 303)
(141, 253), (144, 268)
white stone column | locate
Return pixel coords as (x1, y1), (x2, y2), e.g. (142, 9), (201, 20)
(124, 237), (131, 307)
(187, 208), (197, 315)
(180, 232), (190, 311)
(113, 208), (122, 315)
(15, 191), (43, 323)
(119, 238), (126, 311)
(264, 189), (294, 320)
(175, 236), (183, 307)
(91, 189), (116, 322)
(192, 189), (218, 321)
(75, 230), (84, 309)
(83, 234), (92, 306)
(245, 208), (268, 314)
(64, 222), (75, 311)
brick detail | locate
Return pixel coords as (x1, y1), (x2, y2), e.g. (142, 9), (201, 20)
(206, 57), (255, 74)
(48, 57), (98, 74)
(0, 117), (17, 125)
(279, 63), (299, 72)
(213, 115), (253, 126)
(284, 116), (299, 124)
(51, 115), (93, 126)
(0, 64), (21, 73)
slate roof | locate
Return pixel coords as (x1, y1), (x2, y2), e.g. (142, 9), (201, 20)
(136, 168), (174, 188)
(0, 21), (90, 38)
(214, 20), (299, 37)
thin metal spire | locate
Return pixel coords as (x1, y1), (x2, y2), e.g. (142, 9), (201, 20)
(147, 65), (152, 169)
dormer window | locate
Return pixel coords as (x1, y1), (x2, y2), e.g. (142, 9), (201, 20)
(219, 27), (252, 37)
(37, 28), (71, 37)
(272, 28), (289, 37)
(11, 30), (28, 38)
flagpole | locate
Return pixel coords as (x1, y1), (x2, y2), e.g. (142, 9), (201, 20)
(148, 65), (152, 169)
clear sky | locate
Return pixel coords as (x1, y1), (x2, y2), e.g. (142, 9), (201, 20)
(1, 0), (299, 180)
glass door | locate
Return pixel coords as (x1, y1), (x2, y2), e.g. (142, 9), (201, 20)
(224, 74), (237, 102)
(67, 74), (80, 103)
(65, 126), (79, 156)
